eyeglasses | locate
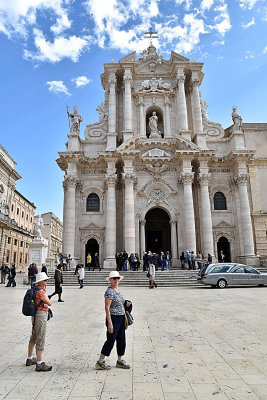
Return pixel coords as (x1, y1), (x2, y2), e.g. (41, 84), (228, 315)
(112, 277), (120, 280)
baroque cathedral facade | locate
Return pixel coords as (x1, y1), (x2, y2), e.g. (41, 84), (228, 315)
(57, 42), (267, 268)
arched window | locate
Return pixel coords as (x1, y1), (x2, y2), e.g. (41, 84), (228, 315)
(86, 193), (100, 212)
(214, 192), (227, 210)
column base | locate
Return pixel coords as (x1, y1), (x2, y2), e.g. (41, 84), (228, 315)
(106, 133), (117, 151)
(193, 132), (208, 149)
(170, 258), (179, 268)
(236, 255), (260, 267)
(179, 130), (191, 141)
(103, 258), (117, 270)
(122, 131), (134, 143)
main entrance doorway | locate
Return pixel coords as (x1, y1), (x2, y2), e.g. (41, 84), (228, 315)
(217, 236), (231, 262)
(145, 208), (170, 254)
(85, 238), (99, 267)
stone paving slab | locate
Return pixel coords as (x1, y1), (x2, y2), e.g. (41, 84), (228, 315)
(0, 279), (267, 399)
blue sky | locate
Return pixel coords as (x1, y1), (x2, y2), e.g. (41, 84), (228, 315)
(0, 0), (266, 221)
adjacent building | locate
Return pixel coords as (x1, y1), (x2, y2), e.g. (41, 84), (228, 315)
(41, 212), (63, 258)
(0, 145), (35, 272)
(57, 41), (267, 268)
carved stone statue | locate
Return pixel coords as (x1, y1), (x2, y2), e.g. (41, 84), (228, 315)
(149, 111), (161, 138)
(67, 105), (83, 133)
(33, 215), (43, 239)
(232, 106), (242, 131)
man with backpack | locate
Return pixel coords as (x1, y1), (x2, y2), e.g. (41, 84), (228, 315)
(28, 263), (38, 287)
(25, 272), (52, 372)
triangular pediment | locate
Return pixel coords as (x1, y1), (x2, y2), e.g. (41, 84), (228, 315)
(171, 51), (190, 62)
(119, 52), (136, 63)
(81, 223), (102, 231)
(135, 59), (171, 75)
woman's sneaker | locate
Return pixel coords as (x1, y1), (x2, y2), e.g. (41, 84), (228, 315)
(116, 360), (131, 369)
(95, 360), (111, 370)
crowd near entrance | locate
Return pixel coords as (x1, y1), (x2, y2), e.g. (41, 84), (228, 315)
(85, 239), (99, 268)
(145, 208), (171, 253)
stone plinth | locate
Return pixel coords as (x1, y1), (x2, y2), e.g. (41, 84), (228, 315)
(29, 238), (48, 269)
(236, 255), (260, 267)
(103, 258), (116, 270)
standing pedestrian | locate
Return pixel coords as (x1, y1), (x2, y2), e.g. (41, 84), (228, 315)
(6, 264), (16, 287)
(86, 253), (92, 270)
(78, 264), (85, 288)
(186, 251), (192, 270)
(160, 252), (166, 271)
(165, 251), (171, 270)
(142, 251), (149, 271)
(180, 252), (186, 269)
(218, 250), (225, 263)
(93, 253), (101, 271)
(147, 260), (157, 289)
(208, 253), (212, 264)
(95, 271), (131, 370)
(191, 251), (196, 270)
(41, 264), (47, 274)
(26, 272), (52, 372)
(196, 252), (204, 269)
(48, 264), (64, 302)
(28, 263), (38, 288)
(123, 251), (128, 271)
(1, 262), (9, 285)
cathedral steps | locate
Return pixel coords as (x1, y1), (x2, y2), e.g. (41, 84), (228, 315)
(47, 270), (201, 287)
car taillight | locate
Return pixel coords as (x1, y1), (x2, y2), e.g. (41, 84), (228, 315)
(202, 274), (208, 279)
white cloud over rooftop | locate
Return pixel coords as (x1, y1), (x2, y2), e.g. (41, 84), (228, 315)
(46, 80), (70, 95)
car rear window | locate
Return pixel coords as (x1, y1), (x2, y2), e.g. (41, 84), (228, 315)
(209, 266), (231, 273)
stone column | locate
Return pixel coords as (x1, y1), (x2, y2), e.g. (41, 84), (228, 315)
(170, 220), (178, 259)
(138, 98), (145, 137)
(177, 72), (188, 131)
(192, 78), (203, 133)
(62, 176), (78, 258)
(108, 73), (116, 133)
(140, 219), (146, 256)
(164, 96), (171, 138)
(179, 173), (196, 253)
(234, 174), (255, 256)
(124, 174), (135, 254)
(105, 175), (117, 262)
(124, 71), (132, 131)
(198, 173), (214, 257)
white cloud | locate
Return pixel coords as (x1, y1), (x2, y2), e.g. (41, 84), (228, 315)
(0, 0), (69, 38)
(201, 0), (214, 11)
(239, 0), (260, 9)
(72, 76), (91, 87)
(213, 3), (231, 36)
(46, 80), (70, 95)
(175, 0), (192, 10)
(51, 13), (71, 35)
(24, 29), (89, 62)
(263, 46), (267, 53)
(242, 17), (255, 28)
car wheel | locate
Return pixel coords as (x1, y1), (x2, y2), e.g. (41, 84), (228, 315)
(217, 279), (227, 289)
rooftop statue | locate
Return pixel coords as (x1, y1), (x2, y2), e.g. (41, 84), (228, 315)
(232, 106), (242, 132)
(67, 105), (83, 134)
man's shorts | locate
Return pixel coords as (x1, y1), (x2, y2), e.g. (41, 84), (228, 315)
(29, 310), (47, 351)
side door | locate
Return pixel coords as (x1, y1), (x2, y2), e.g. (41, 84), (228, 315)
(245, 267), (264, 285)
(231, 266), (249, 285)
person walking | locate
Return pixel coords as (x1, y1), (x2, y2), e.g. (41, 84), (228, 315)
(93, 253), (101, 271)
(95, 271), (131, 370)
(6, 264), (16, 287)
(180, 252), (186, 270)
(48, 264), (64, 302)
(26, 271), (52, 371)
(78, 264), (85, 288)
(147, 260), (157, 289)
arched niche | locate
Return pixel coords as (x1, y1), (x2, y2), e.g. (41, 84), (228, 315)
(146, 106), (164, 138)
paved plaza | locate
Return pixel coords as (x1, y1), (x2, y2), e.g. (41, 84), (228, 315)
(1, 277), (267, 400)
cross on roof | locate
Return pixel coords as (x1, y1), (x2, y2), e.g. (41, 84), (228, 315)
(144, 28), (158, 41)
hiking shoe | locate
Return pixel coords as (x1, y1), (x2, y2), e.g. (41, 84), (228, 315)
(26, 357), (37, 366)
(58, 299), (64, 302)
(116, 360), (131, 369)
(95, 360), (111, 370)
(35, 362), (52, 372)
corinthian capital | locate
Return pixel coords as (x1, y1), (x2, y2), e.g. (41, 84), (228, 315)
(178, 172), (194, 184)
(177, 74), (185, 85)
(105, 174), (117, 187)
(123, 75), (133, 87)
(233, 174), (249, 185)
(108, 76), (117, 87)
(192, 78), (199, 87)
(123, 173), (136, 185)
(63, 176), (79, 189)
(197, 173), (211, 185)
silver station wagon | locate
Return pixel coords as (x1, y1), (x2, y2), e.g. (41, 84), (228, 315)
(198, 263), (267, 288)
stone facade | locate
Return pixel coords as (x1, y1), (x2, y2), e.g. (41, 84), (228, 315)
(57, 44), (267, 268)
(0, 145), (36, 272)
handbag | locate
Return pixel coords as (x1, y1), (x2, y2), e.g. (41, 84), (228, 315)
(126, 310), (133, 326)
(146, 270), (150, 278)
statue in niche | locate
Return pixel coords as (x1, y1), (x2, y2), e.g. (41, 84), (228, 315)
(67, 105), (83, 133)
(231, 106), (242, 131)
(149, 111), (161, 138)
